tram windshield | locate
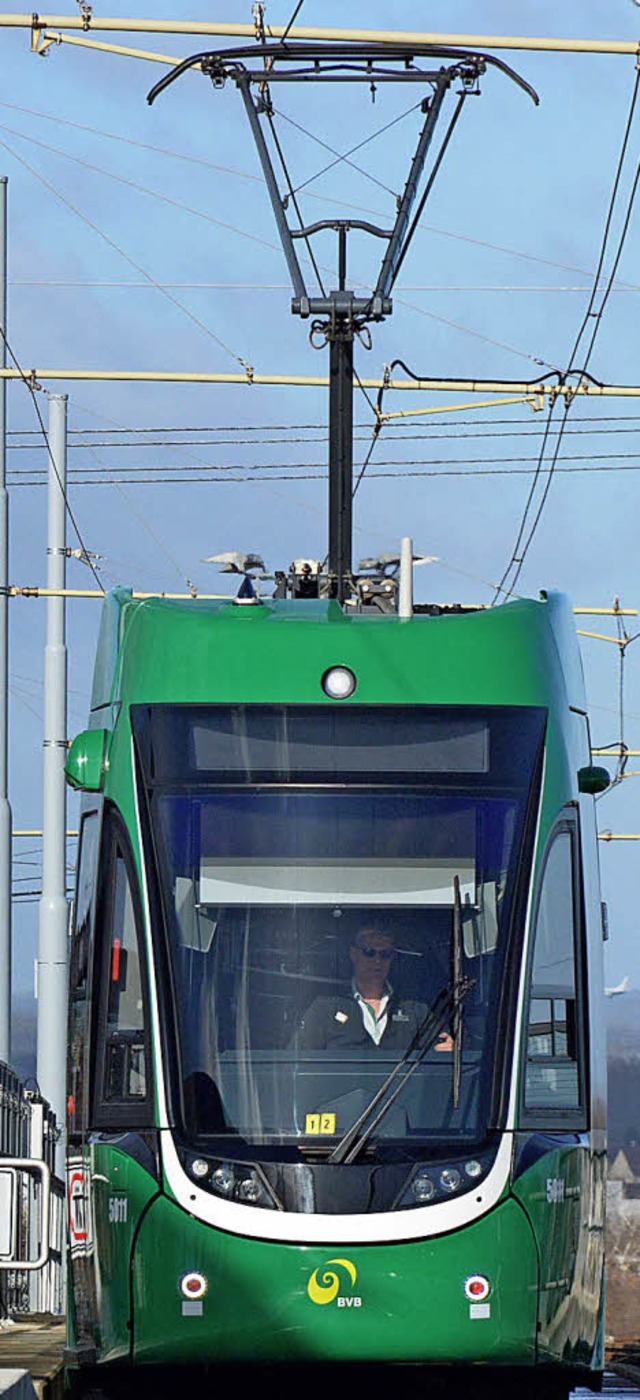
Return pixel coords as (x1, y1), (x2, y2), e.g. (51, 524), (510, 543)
(133, 704), (545, 1158)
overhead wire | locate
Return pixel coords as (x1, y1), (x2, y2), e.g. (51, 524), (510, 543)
(0, 326), (103, 590)
(7, 412), (640, 444)
(0, 116), (561, 368)
(0, 131), (256, 374)
(493, 67), (640, 600)
(277, 101), (418, 201)
(77, 428), (199, 594)
(2, 98), (639, 290)
(280, 0), (306, 45)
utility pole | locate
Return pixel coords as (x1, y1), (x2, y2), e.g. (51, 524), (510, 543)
(36, 393), (68, 1155)
(0, 176), (11, 1066)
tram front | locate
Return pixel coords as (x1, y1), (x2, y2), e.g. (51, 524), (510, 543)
(117, 701), (550, 1367)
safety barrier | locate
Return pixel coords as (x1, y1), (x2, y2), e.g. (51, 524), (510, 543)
(0, 1062), (63, 1316)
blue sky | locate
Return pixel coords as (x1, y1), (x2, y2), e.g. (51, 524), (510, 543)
(2, 0), (640, 996)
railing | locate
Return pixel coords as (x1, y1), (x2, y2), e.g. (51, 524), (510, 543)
(0, 1060), (64, 1316)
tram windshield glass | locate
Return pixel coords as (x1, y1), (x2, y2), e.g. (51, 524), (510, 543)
(133, 704), (545, 1157)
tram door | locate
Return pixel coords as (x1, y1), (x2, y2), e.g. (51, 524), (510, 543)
(67, 801), (102, 1362)
(67, 802), (157, 1364)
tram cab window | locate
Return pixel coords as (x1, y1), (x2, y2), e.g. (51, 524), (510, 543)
(68, 807), (101, 1137)
(92, 811), (152, 1125)
(523, 821), (585, 1120)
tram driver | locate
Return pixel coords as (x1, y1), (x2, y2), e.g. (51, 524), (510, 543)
(295, 926), (454, 1054)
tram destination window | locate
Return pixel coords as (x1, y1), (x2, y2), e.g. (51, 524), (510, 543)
(131, 704), (500, 784)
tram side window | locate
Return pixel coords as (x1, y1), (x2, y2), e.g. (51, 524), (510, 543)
(524, 825), (584, 1117)
(68, 808), (100, 1137)
(94, 818), (151, 1122)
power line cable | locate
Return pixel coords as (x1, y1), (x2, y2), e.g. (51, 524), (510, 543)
(0, 132), (255, 374)
(280, 0), (305, 44)
(0, 326), (103, 589)
(0, 121), (557, 370)
(277, 101), (417, 201)
(3, 99), (639, 291)
(493, 69), (640, 599)
(11, 458), (640, 487)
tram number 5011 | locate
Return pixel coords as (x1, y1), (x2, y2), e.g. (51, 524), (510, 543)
(108, 1196), (128, 1224)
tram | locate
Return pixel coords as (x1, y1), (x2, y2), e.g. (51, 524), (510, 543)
(64, 579), (607, 1397)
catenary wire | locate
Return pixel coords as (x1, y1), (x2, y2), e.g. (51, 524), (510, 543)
(277, 100), (418, 201)
(3, 98), (639, 291)
(494, 68), (640, 599)
(0, 326), (103, 589)
(0, 132), (255, 374)
(0, 121), (559, 371)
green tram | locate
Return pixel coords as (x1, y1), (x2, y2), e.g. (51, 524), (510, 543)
(64, 584), (607, 1397)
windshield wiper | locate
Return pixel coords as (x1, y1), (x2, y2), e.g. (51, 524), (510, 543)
(328, 975), (474, 1165)
(452, 873), (464, 1110)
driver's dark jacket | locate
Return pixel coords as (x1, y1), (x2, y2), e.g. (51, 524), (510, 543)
(295, 989), (427, 1052)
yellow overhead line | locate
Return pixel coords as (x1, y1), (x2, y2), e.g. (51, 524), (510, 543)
(27, 26), (640, 68)
(5, 588), (637, 616)
(598, 833), (640, 841)
(8, 587), (229, 599)
(14, 829), (77, 836)
(4, 369), (640, 397)
(576, 630), (627, 644)
(379, 395), (543, 422)
(34, 30), (198, 66)
(574, 608), (638, 617)
(0, 16), (630, 54)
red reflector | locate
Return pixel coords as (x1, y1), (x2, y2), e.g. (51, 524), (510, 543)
(464, 1274), (490, 1302)
(186, 1279), (200, 1293)
(111, 937), (121, 983)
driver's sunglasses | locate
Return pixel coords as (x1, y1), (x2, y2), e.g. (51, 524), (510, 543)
(357, 946), (394, 961)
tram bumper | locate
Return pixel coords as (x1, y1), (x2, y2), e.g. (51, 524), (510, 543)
(131, 1192), (538, 1366)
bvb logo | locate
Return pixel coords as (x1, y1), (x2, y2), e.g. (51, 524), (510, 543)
(307, 1258), (361, 1307)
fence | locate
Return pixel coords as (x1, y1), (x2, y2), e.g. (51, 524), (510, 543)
(0, 1060), (64, 1316)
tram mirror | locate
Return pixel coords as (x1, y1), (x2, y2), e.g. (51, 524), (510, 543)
(577, 764), (610, 795)
(65, 728), (110, 792)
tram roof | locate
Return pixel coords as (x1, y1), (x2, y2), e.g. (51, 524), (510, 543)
(88, 588), (586, 719)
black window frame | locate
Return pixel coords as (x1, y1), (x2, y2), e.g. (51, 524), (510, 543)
(67, 799), (103, 1142)
(519, 807), (589, 1131)
(90, 802), (154, 1131)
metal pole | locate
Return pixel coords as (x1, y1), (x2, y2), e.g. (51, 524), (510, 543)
(328, 329), (353, 600)
(0, 177), (11, 1066)
(36, 393), (68, 1165)
(398, 537), (414, 619)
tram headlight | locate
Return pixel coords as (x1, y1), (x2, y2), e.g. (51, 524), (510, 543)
(211, 1164), (235, 1197)
(237, 1171), (264, 1204)
(190, 1157), (210, 1180)
(439, 1167), (462, 1193)
(397, 1148), (496, 1210)
(321, 666), (357, 699)
(411, 1172), (436, 1203)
